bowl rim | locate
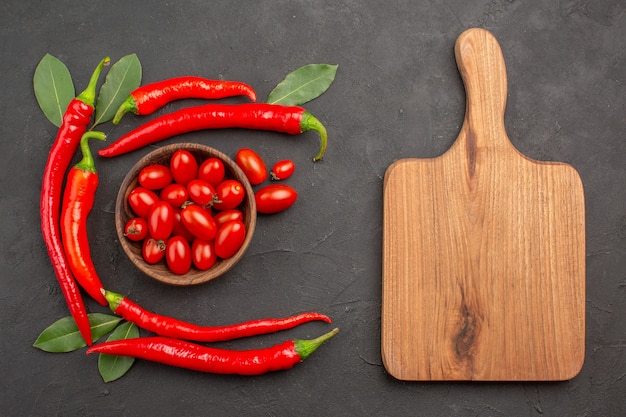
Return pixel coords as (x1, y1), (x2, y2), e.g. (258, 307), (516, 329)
(114, 142), (257, 286)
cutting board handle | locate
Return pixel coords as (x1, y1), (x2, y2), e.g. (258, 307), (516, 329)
(453, 28), (513, 154)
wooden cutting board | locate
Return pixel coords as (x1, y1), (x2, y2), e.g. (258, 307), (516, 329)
(381, 28), (586, 381)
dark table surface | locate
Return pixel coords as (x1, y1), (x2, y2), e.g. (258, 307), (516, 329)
(1, 1), (624, 416)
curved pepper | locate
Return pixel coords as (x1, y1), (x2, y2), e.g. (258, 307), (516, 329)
(86, 328), (339, 375)
(40, 57), (109, 345)
(112, 76), (258, 124)
(61, 132), (107, 306)
(103, 289), (332, 342)
(99, 103), (328, 161)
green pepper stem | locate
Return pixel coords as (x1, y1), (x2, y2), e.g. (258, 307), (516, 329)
(75, 131), (106, 173)
(301, 111), (328, 162)
(103, 289), (124, 313)
(76, 57), (111, 107)
(112, 95), (138, 125)
(294, 327), (339, 361)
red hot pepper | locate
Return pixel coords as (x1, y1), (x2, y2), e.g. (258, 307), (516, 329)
(86, 328), (339, 375)
(112, 76), (258, 124)
(98, 103), (328, 161)
(103, 290), (332, 342)
(40, 57), (109, 345)
(61, 132), (107, 306)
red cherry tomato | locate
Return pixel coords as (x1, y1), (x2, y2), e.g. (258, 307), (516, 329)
(235, 148), (267, 185)
(213, 209), (243, 228)
(191, 238), (217, 271)
(166, 236), (192, 275)
(170, 150), (198, 185)
(198, 157), (225, 187)
(148, 201), (175, 240)
(213, 179), (245, 211)
(180, 204), (217, 241)
(215, 220), (246, 259)
(172, 208), (195, 241)
(138, 164), (173, 190)
(270, 160), (295, 181)
(187, 179), (217, 207)
(142, 238), (166, 264)
(254, 184), (298, 214)
(124, 217), (149, 241)
(160, 183), (188, 208)
(128, 187), (160, 219)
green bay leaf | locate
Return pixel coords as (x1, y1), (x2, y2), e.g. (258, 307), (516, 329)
(33, 54), (75, 127)
(93, 53), (142, 127)
(267, 64), (338, 106)
(90, 313), (125, 341)
(97, 321), (140, 382)
(33, 313), (122, 353)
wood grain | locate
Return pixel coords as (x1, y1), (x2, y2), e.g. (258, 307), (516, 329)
(381, 28), (585, 381)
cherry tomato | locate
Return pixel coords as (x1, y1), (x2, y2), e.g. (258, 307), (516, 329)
(128, 187), (160, 219)
(270, 159), (295, 181)
(172, 208), (195, 241)
(213, 179), (245, 211)
(148, 201), (175, 240)
(166, 236), (192, 275)
(191, 238), (217, 271)
(215, 220), (246, 259)
(138, 164), (172, 190)
(213, 209), (243, 228)
(160, 183), (188, 208)
(254, 184), (298, 214)
(170, 150), (198, 185)
(187, 179), (217, 207)
(235, 148), (267, 185)
(124, 217), (149, 241)
(142, 238), (166, 264)
(180, 204), (217, 241)
(198, 157), (225, 187)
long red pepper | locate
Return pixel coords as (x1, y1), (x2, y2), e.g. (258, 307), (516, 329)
(87, 328), (339, 375)
(61, 132), (108, 306)
(103, 290), (332, 342)
(98, 103), (328, 161)
(40, 57), (109, 346)
(112, 76), (257, 124)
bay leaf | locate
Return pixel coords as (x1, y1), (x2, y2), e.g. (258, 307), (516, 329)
(33, 313), (122, 353)
(97, 321), (140, 382)
(33, 54), (75, 127)
(267, 64), (338, 106)
(93, 54), (142, 127)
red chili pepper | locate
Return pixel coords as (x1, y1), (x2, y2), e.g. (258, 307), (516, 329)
(40, 57), (110, 346)
(86, 328), (339, 375)
(112, 76), (257, 124)
(61, 132), (108, 306)
(98, 103), (328, 161)
(103, 290), (332, 342)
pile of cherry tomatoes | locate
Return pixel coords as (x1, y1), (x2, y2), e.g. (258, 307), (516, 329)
(235, 148), (298, 214)
(124, 148), (298, 275)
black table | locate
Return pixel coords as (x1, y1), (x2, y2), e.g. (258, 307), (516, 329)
(2, 1), (624, 416)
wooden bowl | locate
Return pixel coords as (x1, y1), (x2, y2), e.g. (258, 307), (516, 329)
(115, 143), (256, 286)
